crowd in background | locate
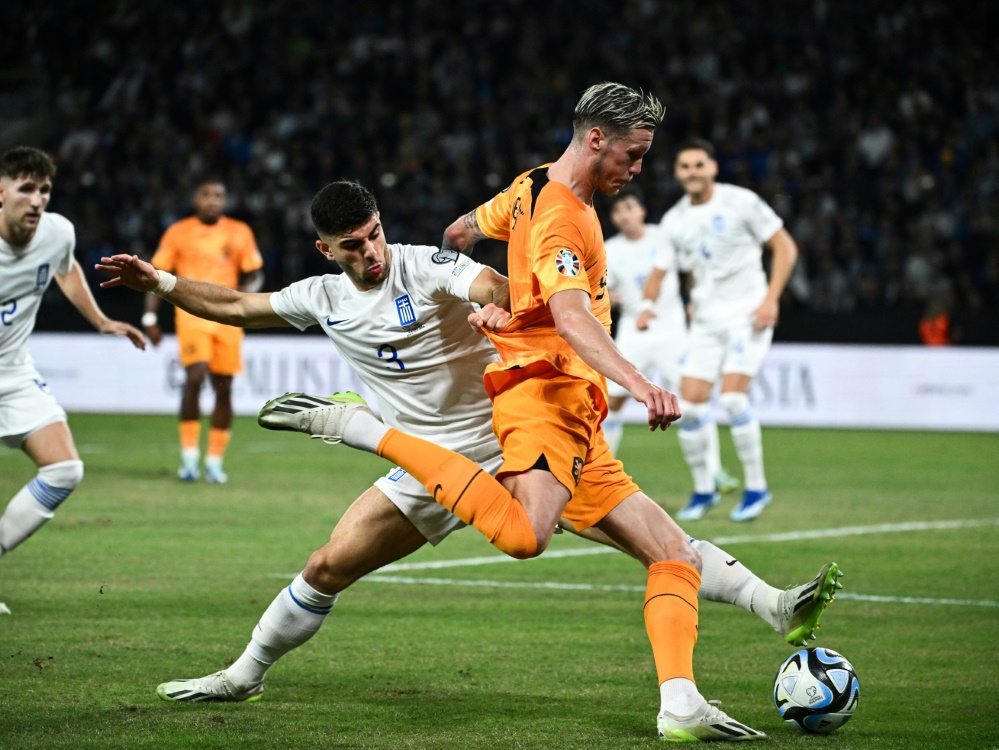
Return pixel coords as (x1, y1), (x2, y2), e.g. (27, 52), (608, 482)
(4, 0), (996, 340)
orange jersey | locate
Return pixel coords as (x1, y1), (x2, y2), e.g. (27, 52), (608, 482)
(475, 165), (611, 398)
(151, 216), (262, 328)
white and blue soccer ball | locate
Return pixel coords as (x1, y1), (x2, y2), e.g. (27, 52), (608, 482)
(773, 647), (860, 734)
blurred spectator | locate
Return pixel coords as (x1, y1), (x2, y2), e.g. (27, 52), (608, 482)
(2, 0), (995, 341)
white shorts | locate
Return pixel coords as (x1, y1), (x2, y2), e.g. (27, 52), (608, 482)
(681, 316), (773, 383)
(0, 364), (68, 449)
(374, 444), (504, 546)
(607, 320), (686, 398)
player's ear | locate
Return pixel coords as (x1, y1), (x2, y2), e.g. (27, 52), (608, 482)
(316, 240), (333, 259)
(588, 127), (606, 153)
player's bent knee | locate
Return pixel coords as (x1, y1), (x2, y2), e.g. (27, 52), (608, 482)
(719, 391), (750, 418)
(678, 399), (710, 430)
(31, 460), (84, 512)
(303, 548), (353, 594)
(651, 536), (701, 572)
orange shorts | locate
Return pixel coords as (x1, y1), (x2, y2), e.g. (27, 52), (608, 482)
(491, 372), (640, 531)
(176, 320), (244, 375)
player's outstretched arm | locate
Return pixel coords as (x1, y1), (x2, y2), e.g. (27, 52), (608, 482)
(548, 288), (680, 431)
(55, 258), (146, 350)
(96, 254), (288, 329)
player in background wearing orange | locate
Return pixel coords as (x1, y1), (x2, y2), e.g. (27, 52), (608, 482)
(143, 180), (263, 484)
(238, 83), (765, 741)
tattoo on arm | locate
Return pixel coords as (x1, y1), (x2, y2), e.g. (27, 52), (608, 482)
(462, 210), (480, 233)
(441, 210), (486, 255)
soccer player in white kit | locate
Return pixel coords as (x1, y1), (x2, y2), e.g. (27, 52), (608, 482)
(601, 186), (737, 497)
(642, 139), (799, 522)
(97, 181), (837, 721)
(0, 146), (146, 614)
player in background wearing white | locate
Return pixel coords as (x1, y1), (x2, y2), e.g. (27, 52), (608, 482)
(98, 181), (838, 724)
(601, 186), (738, 498)
(640, 139), (799, 522)
(0, 146), (145, 614)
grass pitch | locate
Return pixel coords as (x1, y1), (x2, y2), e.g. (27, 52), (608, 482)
(1, 415), (997, 748)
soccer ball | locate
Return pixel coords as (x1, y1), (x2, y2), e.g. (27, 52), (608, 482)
(773, 647), (860, 734)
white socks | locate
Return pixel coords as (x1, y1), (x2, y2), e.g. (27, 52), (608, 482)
(720, 392), (767, 491)
(602, 411), (624, 455)
(0, 460), (83, 556)
(660, 677), (704, 717)
(677, 400), (715, 494)
(691, 539), (781, 630)
(341, 409), (390, 454)
(226, 574), (338, 690)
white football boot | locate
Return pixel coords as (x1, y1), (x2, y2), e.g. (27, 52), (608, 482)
(658, 699), (767, 742)
(257, 392), (372, 444)
(156, 671), (263, 703)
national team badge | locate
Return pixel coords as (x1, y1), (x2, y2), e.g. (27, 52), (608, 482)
(554, 249), (580, 277)
(35, 263), (50, 293)
(395, 294), (416, 326)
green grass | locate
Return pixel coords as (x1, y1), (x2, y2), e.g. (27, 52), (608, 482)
(1, 416), (997, 748)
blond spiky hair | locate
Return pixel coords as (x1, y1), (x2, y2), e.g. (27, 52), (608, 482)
(572, 82), (665, 140)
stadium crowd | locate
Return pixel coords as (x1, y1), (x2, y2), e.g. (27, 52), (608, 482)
(4, 0), (996, 340)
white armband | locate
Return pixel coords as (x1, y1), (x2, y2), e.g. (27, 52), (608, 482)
(141, 311), (158, 327)
(639, 299), (656, 313)
(153, 271), (177, 296)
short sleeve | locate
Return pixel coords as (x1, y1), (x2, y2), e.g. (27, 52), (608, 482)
(475, 188), (514, 242)
(532, 217), (591, 304)
(650, 228), (678, 274)
(57, 220), (76, 275)
(405, 245), (487, 302)
(237, 223), (264, 272)
(744, 192), (784, 244)
(269, 278), (325, 331)
(151, 225), (177, 271)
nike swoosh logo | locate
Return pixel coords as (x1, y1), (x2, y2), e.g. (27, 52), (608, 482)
(725, 559), (739, 566)
(326, 317), (350, 326)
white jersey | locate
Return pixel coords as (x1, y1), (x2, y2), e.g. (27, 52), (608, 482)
(605, 224), (685, 334)
(658, 183), (782, 321)
(0, 212), (76, 368)
(270, 244), (499, 454)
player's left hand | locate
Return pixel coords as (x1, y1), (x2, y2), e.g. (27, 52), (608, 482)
(99, 319), (147, 350)
(752, 298), (779, 331)
(95, 254), (160, 292)
(469, 303), (511, 334)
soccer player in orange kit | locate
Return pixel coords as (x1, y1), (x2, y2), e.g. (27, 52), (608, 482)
(245, 83), (767, 741)
(143, 180), (263, 484)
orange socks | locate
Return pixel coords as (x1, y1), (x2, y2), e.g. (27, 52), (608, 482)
(644, 560), (701, 684)
(376, 429), (538, 559)
(180, 420), (200, 451)
(207, 428), (232, 459)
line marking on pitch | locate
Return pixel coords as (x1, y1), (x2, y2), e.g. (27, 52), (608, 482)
(306, 517), (999, 574)
(357, 576), (999, 608)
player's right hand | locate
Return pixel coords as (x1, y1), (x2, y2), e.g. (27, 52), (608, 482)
(630, 380), (681, 432)
(95, 254), (160, 292)
(468, 303), (511, 334)
(635, 310), (655, 331)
